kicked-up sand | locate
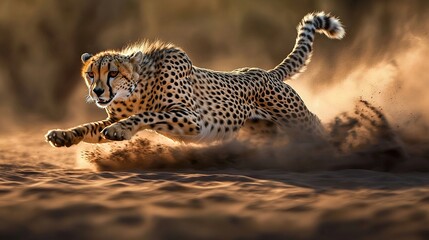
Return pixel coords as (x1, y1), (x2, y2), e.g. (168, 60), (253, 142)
(1, 101), (429, 240)
(1, 1), (429, 239)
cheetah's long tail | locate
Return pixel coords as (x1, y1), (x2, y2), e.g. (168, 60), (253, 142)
(268, 12), (345, 81)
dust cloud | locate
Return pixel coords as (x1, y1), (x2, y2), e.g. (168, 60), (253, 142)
(2, 2), (429, 239)
(81, 99), (427, 172)
(0, 1), (428, 171)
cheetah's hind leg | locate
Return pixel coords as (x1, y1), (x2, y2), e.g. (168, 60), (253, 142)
(238, 119), (284, 143)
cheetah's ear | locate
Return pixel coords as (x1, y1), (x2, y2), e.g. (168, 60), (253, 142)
(81, 53), (93, 64)
(129, 51), (143, 64)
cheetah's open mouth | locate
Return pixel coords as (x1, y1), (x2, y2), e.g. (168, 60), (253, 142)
(97, 99), (112, 105)
(96, 94), (116, 107)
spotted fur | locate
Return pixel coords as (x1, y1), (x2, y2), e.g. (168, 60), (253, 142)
(46, 12), (344, 147)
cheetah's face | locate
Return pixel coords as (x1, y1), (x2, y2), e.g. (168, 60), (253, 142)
(80, 51), (143, 108)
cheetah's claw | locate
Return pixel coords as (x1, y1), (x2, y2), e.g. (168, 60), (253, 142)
(45, 129), (81, 147)
(101, 123), (133, 141)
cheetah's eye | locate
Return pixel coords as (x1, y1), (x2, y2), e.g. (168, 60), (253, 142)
(87, 72), (94, 78)
(108, 71), (119, 78)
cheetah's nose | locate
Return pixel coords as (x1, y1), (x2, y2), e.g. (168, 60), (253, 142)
(93, 87), (105, 97)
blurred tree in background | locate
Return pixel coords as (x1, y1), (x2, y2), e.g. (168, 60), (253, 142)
(0, 0), (428, 123)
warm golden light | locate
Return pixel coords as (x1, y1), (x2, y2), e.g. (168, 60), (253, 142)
(0, 1), (428, 239)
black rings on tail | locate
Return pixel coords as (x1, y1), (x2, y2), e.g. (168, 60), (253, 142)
(269, 12), (345, 81)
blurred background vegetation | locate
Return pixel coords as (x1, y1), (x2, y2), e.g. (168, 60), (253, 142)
(0, 0), (428, 126)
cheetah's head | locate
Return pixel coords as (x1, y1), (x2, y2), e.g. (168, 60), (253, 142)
(81, 51), (143, 108)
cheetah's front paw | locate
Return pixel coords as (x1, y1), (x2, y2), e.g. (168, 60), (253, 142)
(45, 129), (82, 147)
(101, 123), (133, 141)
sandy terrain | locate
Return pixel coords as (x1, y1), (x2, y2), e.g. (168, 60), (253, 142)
(0, 126), (428, 240)
(1, 1), (429, 239)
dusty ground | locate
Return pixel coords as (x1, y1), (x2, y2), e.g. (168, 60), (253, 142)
(1, 1), (429, 239)
(0, 127), (428, 240)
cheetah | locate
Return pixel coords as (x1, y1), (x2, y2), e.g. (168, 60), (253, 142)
(46, 12), (345, 147)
